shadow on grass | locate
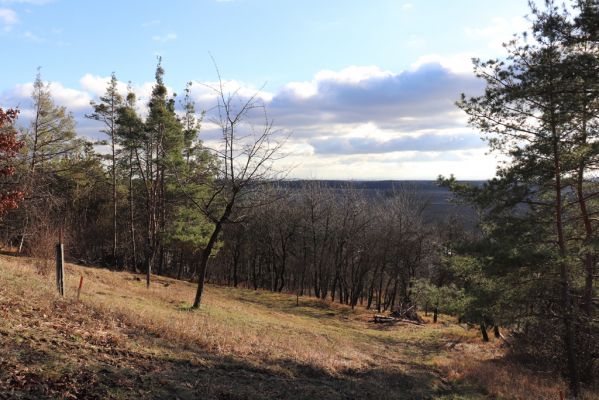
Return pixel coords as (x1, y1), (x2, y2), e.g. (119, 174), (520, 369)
(1, 321), (489, 400)
(231, 291), (358, 321)
(139, 347), (489, 400)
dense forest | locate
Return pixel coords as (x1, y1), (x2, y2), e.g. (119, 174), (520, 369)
(0, 0), (598, 398)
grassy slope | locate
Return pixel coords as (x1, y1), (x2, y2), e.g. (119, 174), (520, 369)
(0, 254), (580, 400)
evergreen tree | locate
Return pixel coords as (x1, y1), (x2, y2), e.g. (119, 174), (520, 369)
(116, 86), (144, 271)
(443, 1), (599, 395)
(166, 82), (214, 280)
(26, 70), (78, 173)
(86, 72), (124, 267)
(16, 70), (82, 254)
(139, 58), (185, 287)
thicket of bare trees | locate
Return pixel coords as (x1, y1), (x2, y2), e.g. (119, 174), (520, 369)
(208, 184), (441, 311)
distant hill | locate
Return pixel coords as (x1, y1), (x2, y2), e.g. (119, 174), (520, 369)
(280, 180), (484, 225)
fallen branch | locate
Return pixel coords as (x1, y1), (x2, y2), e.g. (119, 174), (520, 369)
(499, 332), (512, 347)
(373, 314), (396, 323)
(373, 314), (424, 326)
(390, 304), (424, 323)
(396, 318), (424, 326)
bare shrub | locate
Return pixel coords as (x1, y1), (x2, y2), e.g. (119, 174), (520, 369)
(29, 225), (56, 276)
(26, 217), (70, 276)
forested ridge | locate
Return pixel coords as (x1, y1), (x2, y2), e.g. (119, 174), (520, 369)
(0, 0), (598, 398)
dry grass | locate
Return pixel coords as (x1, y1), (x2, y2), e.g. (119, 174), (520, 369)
(0, 253), (595, 399)
(434, 341), (561, 399)
(68, 265), (382, 374)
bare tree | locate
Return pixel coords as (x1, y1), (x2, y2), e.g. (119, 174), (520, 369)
(189, 75), (287, 309)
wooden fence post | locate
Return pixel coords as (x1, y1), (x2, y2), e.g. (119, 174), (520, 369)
(56, 230), (65, 296)
(77, 275), (83, 301)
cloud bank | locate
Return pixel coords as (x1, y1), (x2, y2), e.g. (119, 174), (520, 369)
(0, 58), (494, 179)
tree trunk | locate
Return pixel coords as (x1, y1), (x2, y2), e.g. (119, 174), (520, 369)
(192, 202), (233, 309)
(177, 250), (184, 280)
(157, 246), (164, 276)
(551, 119), (580, 397)
(128, 152), (138, 273)
(192, 224), (222, 308)
(377, 263), (385, 312)
(232, 242), (240, 287)
(111, 130), (117, 269)
(480, 323), (489, 342)
(494, 325), (500, 339)
(146, 240), (155, 289)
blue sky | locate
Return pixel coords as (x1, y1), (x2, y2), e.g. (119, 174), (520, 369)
(1, 0), (535, 179)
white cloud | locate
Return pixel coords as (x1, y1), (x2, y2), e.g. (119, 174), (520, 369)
(141, 20), (160, 27)
(79, 73), (171, 118)
(279, 66), (393, 101)
(188, 79), (273, 104)
(270, 61), (481, 130)
(281, 81), (317, 99)
(15, 81), (91, 110)
(23, 30), (43, 41)
(0, 7), (17, 31)
(411, 53), (475, 74)
(50, 83), (92, 110)
(79, 73), (129, 97)
(152, 32), (177, 42)
(316, 65), (393, 85)
(465, 17), (530, 52)
(186, 62), (486, 178)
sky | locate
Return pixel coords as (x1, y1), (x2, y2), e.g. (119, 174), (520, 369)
(0, 0), (536, 180)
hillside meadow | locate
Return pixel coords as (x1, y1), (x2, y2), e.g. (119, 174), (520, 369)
(0, 254), (586, 400)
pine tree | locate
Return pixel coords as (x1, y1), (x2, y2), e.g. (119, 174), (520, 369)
(27, 70), (78, 173)
(165, 82), (214, 280)
(17, 70), (81, 254)
(139, 59), (185, 287)
(116, 86), (144, 271)
(86, 72), (124, 267)
(444, 1), (599, 395)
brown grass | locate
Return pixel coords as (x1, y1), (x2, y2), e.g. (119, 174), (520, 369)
(434, 341), (563, 399)
(0, 253), (595, 399)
